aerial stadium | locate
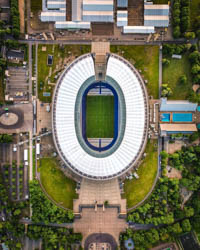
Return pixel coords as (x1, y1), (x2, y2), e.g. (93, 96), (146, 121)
(52, 53), (149, 180)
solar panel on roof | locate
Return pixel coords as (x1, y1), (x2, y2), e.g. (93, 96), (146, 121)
(117, 0), (128, 7)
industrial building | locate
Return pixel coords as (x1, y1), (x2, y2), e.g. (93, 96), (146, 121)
(40, 0), (170, 33)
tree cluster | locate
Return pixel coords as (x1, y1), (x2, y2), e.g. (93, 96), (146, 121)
(161, 84), (173, 97)
(124, 144), (200, 249)
(10, 0), (20, 38)
(121, 219), (192, 250)
(27, 225), (82, 250)
(29, 180), (74, 224)
(162, 44), (188, 57)
(0, 174), (28, 249)
(172, 0), (190, 38)
(189, 48), (200, 84)
(0, 134), (13, 143)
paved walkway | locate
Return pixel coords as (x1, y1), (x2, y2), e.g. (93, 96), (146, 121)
(73, 206), (128, 248)
(73, 178), (126, 213)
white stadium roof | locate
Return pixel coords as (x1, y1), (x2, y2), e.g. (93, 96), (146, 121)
(52, 54), (148, 180)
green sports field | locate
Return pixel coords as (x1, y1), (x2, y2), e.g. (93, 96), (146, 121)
(86, 96), (114, 138)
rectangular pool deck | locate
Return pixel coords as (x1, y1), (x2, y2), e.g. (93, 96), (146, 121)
(172, 113), (193, 122)
(160, 112), (194, 123)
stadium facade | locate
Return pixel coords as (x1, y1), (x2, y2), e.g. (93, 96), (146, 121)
(52, 53), (149, 180)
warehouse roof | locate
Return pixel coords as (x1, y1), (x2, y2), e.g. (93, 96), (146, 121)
(160, 98), (198, 112)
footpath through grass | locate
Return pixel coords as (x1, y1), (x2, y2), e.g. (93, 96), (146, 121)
(163, 54), (192, 100)
(86, 96), (114, 138)
(38, 44), (91, 102)
(110, 45), (159, 99)
(122, 139), (158, 209)
(39, 158), (77, 210)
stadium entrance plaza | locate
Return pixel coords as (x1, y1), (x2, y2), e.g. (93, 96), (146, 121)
(73, 178), (128, 247)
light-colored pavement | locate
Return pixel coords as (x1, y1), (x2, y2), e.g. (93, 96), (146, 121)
(74, 207), (128, 247)
(73, 178), (126, 213)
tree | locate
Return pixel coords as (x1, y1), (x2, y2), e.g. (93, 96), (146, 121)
(184, 32), (195, 39)
(191, 64), (200, 75)
(181, 219), (191, 232)
(179, 75), (187, 84)
(189, 51), (200, 64)
(162, 58), (170, 66)
(173, 26), (181, 38)
(161, 84), (173, 97)
(189, 132), (199, 142)
(184, 207), (194, 217)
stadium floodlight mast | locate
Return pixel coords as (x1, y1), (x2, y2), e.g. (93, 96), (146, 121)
(52, 53), (149, 180)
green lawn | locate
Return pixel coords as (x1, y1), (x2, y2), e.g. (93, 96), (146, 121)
(38, 44), (91, 102)
(39, 158), (78, 210)
(110, 45), (159, 99)
(163, 54), (192, 100)
(86, 96), (114, 138)
(190, 0), (200, 30)
(122, 140), (158, 209)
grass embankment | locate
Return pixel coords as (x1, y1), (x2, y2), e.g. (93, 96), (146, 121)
(122, 140), (158, 209)
(38, 158), (77, 210)
(163, 54), (192, 100)
(86, 96), (114, 138)
(110, 45), (159, 99)
(37, 44), (91, 102)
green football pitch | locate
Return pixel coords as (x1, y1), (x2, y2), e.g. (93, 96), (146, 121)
(86, 96), (114, 138)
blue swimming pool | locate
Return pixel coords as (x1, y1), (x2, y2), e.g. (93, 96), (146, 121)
(172, 113), (192, 122)
(161, 113), (170, 122)
(197, 106), (200, 112)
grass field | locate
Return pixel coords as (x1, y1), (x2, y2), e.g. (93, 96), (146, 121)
(39, 158), (78, 210)
(37, 44), (91, 102)
(190, 0), (200, 30)
(122, 139), (158, 209)
(110, 45), (159, 99)
(163, 54), (192, 100)
(86, 96), (114, 138)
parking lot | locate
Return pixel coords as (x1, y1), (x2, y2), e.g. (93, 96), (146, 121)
(37, 100), (52, 134)
(6, 67), (29, 102)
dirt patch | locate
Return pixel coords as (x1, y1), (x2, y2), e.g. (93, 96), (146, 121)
(19, 0), (25, 33)
(166, 166), (182, 179)
(92, 23), (114, 36)
(168, 140), (186, 154)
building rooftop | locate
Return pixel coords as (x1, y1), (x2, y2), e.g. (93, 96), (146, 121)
(160, 98), (198, 112)
(160, 124), (197, 132)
